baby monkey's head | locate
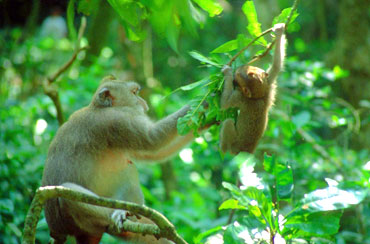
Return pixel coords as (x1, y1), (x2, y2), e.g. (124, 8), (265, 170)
(234, 65), (269, 99)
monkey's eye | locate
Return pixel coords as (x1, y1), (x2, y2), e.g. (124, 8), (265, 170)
(132, 87), (140, 95)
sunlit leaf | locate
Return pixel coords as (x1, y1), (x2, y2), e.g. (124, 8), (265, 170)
(193, 0), (223, 17)
(219, 199), (247, 210)
(284, 212), (341, 237)
(189, 51), (221, 66)
(276, 162), (293, 201)
(272, 7), (299, 26)
(242, 1), (266, 46)
(211, 39), (238, 53)
(290, 186), (368, 216)
(67, 0), (77, 40)
(224, 223), (248, 244)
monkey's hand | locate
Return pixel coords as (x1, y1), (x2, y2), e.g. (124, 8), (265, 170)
(107, 209), (128, 235)
(272, 23), (285, 36)
(222, 65), (232, 77)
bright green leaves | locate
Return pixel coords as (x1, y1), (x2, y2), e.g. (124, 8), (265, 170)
(264, 154), (294, 201)
(242, 1), (267, 46)
(217, 155), (369, 243)
(105, 0), (223, 50)
(189, 51), (222, 67)
(284, 212), (342, 237)
(193, 0), (223, 17)
(272, 7), (299, 32)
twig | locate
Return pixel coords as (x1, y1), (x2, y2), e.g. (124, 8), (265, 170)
(48, 17), (87, 84)
(227, 27), (273, 66)
(44, 17), (87, 126)
(22, 186), (187, 244)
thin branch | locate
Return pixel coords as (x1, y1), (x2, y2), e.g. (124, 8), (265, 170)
(48, 17), (87, 83)
(227, 27), (273, 66)
(43, 17), (87, 126)
(22, 186), (187, 244)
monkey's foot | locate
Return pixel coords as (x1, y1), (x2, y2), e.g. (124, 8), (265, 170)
(107, 210), (128, 235)
(272, 23), (285, 35)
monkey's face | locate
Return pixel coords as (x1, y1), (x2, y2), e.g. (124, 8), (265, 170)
(93, 78), (149, 112)
(235, 65), (268, 99)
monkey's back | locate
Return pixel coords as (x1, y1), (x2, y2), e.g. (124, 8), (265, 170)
(41, 107), (104, 237)
(235, 98), (269, 153)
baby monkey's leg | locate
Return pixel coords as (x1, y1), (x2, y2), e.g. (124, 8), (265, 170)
(220, 119), (238, 154)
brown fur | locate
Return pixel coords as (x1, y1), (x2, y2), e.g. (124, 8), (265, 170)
(220, 23), (286, 154)
(42, 77), (193, 243)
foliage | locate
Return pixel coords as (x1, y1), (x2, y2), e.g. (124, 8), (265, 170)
(0, 0), (369, 244)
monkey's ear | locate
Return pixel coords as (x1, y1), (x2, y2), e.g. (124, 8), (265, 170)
(97, 87), (113, 107)
(101, 75), (116, 84)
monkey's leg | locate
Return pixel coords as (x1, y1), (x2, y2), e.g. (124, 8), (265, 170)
(59, 183), (127, 238)
(220, 119), (239, 154)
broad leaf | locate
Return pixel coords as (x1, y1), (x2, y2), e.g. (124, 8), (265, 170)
(276, 162), (293, 201)
(219, 199), (247, 210)
(289, 186), (368, 217)
(272, 7), (299, 26)
(189, 51), (221, 67)
(242, 1), (267, 46)
(193, 0), (223, 17)
(284, 212), (341, 237)
(175, 77), (209, 92)
(224, 223), (249, 244)
(211, 39), (238, 53)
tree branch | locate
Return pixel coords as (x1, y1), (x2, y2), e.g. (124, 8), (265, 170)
(22, 186), (187, 244)
(43, 17), (87, 126)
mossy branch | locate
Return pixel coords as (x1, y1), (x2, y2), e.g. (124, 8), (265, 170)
(22, 186), (187, 244)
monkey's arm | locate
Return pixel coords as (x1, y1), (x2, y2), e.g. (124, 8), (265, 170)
(109, 105), (190, 153)
(267, 23), (286, 84)
(221, 65), (242, 109)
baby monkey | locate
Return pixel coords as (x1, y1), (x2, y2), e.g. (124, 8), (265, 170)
(220, 23), (286, 154)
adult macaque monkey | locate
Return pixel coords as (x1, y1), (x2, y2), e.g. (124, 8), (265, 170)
(42, 76), (197, 244)
(220, 23), (286, 154)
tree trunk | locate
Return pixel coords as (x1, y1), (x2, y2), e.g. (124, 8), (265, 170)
(327, 0), (370, 149)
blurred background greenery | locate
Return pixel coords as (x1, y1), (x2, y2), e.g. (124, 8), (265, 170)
(0, 0), (369, 243)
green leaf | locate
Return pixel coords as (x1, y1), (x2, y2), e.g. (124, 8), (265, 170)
(224, 223), (248, 244)
(67, 0), (77, 40)
(222, 182), (243, 197)
(291, 186), (368, 216)
(219, 199), (247, 210)
(193, 0), (223, 17)
(189, 51), (221, 67)
(276, 162), (293, 201)
(272, 7), (299, 26)
(166, 17), (180, 52)
(78, 0), (99, 15)
(211, 39), (238, 53)
(263, 153), (276, 174)
(284, 212), (342, 237)
(242, 1), (266, 46)
(177, 113), (192, 135)
(177, 77), (210, 92)
(194, 226), (223, 244)
(263, 154), (293, 201)
(107, 0), (144, 27)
